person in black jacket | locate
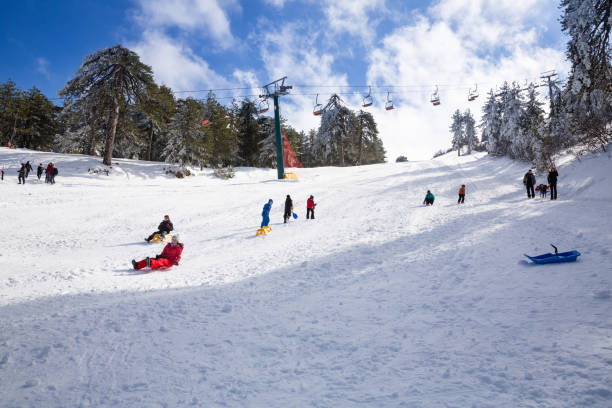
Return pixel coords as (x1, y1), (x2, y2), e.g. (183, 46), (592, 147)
(17, 163), (26, 185)
(24, 161), (33, 178)
(37, 163), (44, 180)
(145, 215), (174, 242)
(547, 166), (558, 200)
(523, 169), (536, 198)
(283, 195), (293, 223)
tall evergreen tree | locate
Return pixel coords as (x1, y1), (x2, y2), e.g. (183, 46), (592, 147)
(450, 109), (465, 156)
(463, 109), (478, 154)
(60, 45), (154, 165)
(481, 89), (502, 154)
(163, 98), (206, 168)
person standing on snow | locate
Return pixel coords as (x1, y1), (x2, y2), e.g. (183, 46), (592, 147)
(17, 163), (26, 185)
(306, 195), (316, 219)
(45, 163), (53, 183)
(50, 164), (58, 184)
(261, 199), (273, 228)
(284, 195), (293, 223)
(547, 166), (558, 200)
(523, 169), (536, 199)
(37, 163), (44, 180)
(145, 215), (174, 242)
(423, 190), (435, 206)
(458, 184), (466, 204)
(24, 161), (33, 178)
(132, 234), (184, 270)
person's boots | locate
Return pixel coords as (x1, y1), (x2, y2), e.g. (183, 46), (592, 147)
(132, 260), (138, 270)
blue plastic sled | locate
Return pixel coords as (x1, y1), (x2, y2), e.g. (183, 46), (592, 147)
(524, 250), (581, 264)
(292, 212), (298, 219)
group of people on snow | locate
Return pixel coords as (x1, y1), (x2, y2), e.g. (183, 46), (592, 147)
(14, 161), (57, 184)
(261, 195), (317, 228)
(523, 167), (558, 200)
(422, 184), (466, 206)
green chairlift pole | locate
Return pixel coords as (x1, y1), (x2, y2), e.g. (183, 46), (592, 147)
(273, 94), (284, 179)
(260, 77), (292, 180)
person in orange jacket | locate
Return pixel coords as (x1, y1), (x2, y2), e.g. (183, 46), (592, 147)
(132, 235), (184, 270)
(458, 184), (466, 204)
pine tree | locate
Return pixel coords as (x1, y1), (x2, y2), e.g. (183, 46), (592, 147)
(0, 79), (20, 145)
(201, 93), (236, 166)
(235, 99), (260, 166)
(163, 98), (206, 169)
(60, 45), (154, 165)
(500, 82), (524, 158)
(518, 84), (547, 164)
(480, 89), (502, 154)
(463, 109), (478, 154)
(450, 109), (465, 156)
(133, 84), (176, 161)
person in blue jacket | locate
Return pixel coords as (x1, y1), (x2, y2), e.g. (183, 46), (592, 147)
(261, 199), (273, 228)
(423, 190), (435, 206)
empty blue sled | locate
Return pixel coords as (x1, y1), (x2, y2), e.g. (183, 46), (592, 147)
(292, 212), (298, 219)
(524, 250), (581, 264)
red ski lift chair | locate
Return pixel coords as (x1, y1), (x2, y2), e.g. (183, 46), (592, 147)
(313, 94), (324, 116)
(385, 91), (394, 110)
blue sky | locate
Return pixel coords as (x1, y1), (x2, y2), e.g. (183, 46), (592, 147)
(1, 0), (568, 159)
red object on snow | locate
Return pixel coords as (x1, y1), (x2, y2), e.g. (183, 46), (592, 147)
(307, 198), (316, 209)
(283, 131), (303, 168)
(135, 243), (183, 270)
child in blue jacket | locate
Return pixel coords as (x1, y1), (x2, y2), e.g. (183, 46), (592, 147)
(261, 199), (273, 228)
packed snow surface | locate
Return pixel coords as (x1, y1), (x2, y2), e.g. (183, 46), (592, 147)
(1, 147), (611, 407)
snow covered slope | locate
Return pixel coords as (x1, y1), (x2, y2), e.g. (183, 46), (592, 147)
(1, 147), (611, 407)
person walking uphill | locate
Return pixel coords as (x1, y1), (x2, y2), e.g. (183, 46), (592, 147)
(306, 195), (316, 219)
(548, 166), (558, 200)
(24, 161), (33, 178)
(423, 190), (435, 206)
(261, 199), (273, 228)
(145, 215), (174, 242)
(17, 163), (26, 185)
(132, 235), (184, 270)
(37, 163), (43, 180)
(458, 185), (466, 204)
(523, 170), (536, 198)
(284, 195), (293, 223)
(45, 163), (53, 183)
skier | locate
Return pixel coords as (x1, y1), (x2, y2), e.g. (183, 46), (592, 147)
(51, 164), (58, 184)
(523, 169), (536, 199)
(132, 234), (183, 270)
(547, 166), (558, 200)
(423, 190), (435, 206)
(261, 199), (273, 228)
(283, 195), (293, 223)
(36, 163), (43, 180)
(145, 215), (174, 242)
(17, 163), (26, 185)
(458, 184), (466, 204)
(306, 195), (316, 219)
(24, 161), (32, 178)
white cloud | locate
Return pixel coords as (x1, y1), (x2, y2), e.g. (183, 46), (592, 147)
(128, 30), (232, 91)
(133, 0), (237, 48)
(36, 57), (50, 79)
(363, 0), (567, 160)
(323, 0), (386, 44)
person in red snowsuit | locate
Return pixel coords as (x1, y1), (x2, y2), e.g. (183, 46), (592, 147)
(132, 235), (184, 270)
(306, 195), (316, 219)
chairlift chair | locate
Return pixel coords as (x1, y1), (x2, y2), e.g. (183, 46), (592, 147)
(313, 94), (324, 116)
(385, 92), (394, 111)
(430, 86), (440, 106)
(468, 84), (478, 101)
(362, 86), (373, 108)
(257, 99), (269, 114)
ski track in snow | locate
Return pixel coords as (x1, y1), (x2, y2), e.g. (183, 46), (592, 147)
(1, 147), (612, 407)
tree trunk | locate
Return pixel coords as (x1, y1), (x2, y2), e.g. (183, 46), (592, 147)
(103, 100), (119, 166)
(146, 122), (154, 161)
(357, 122), (363, 166)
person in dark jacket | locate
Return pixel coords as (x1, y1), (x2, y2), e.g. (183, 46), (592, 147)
(133, 235), (184, 270)
(145, 215), (174, 242)
(17, 163), (26, 184)
(261, 199), (273, 228)
(45, 163), (53, 183)
(547, 166), (558, 200)
(283, 195), (293, 223)
(423, 190), (435, 205)
(523, 170), (536, 198)
(24, 161), (32, 178)
(306, 195), (316, 219)
(37, 163), (43, 180)
(50, 165), (58, 184)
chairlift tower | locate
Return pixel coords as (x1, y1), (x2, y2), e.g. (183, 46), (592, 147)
(260, 77), (292, 179)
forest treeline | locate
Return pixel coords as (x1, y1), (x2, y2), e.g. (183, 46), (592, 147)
(0, 47), (385, 169)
